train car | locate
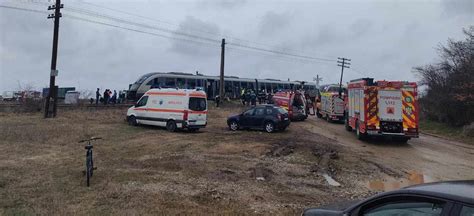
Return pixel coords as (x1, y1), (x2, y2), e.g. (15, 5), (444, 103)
(127, 72), (317, 101)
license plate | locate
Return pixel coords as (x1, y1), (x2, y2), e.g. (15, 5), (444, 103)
(284, 118), (288, 120)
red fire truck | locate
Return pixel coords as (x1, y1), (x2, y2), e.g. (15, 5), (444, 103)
(272, 90), (308, 121)
(345, 78), (419, 142)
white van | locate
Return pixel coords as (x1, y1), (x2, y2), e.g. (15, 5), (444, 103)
(126, 88), (207, 132)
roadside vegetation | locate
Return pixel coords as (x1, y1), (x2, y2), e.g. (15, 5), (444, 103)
(420, 119), (473, 144)
(414, 26), (473, 138)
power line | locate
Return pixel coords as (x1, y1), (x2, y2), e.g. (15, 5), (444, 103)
(1, 3), (340, 66)
(227, 46), (335, 66)
(228, 42), (335, 63)
(0, 4), (221, 49)
(69, 1), (338, 60)
(64, 14), (221, 49)
(62, 6), (220, 44)
(0, 4), (47, 14)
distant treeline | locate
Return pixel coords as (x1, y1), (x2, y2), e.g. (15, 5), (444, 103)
(414, 26), (473, 127)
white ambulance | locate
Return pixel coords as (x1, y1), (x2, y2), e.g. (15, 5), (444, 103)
(126, 88), (208, 132)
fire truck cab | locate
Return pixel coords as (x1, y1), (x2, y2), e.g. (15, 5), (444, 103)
(345, 78), (419, 142)
(272, 90), (308, 121)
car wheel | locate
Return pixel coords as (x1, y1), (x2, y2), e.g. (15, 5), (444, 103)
(264, 122), (275, 133)
(128, 116), (138, 126)
(166, 120), (177, 132)
(229, 121), (239, 131)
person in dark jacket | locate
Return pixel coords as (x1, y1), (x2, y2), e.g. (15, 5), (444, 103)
(103, 89), (109, 105)
(250, 90), (257, 106)
(245, 90), (251, 106)
(95, 88), (101, 105)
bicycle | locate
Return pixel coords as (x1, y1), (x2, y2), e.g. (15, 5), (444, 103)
(79, 137), (102, 187)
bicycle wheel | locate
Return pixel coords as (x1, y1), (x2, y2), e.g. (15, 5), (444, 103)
(86, 156), (92, 187)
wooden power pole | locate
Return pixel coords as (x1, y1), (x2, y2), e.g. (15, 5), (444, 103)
(219, 38), (225, 100)
(44, 0), (63, 118)
(337, 57), (351, 97)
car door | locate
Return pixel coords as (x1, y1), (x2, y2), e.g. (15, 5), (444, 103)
(134, 96), (149, 124)
(252, 107), (266, 128)
(350, 195), (454, 216)
(240, 108), (255, 128)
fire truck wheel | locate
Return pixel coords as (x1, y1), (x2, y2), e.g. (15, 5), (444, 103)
(356, 122), (366, 140)
(395, 137), (410, 143)
(345, 118), (352, 131)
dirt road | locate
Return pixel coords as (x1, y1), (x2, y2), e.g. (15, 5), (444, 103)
(0, 106), (472, 215)
(301, 117), (474, 185)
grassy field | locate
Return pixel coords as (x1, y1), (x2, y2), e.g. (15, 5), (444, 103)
(0, 106), (398, 215)
(420, 119), (473, 144)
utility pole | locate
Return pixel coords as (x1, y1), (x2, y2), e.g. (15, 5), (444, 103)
(337, 57), (351, 97)
(219, 38), (225, 100)
(44, 0), (63, 118)
(313, 75), (322, 89)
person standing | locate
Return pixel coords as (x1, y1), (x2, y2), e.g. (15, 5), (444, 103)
(112, 90), (117, 104)
(103, 89), (109, 105)
(250, 90), (257, 106)
(95, 88), (101, 105)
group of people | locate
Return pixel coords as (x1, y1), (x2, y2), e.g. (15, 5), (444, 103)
(94, 88), (122, 105)
(240, 89), (272, 106)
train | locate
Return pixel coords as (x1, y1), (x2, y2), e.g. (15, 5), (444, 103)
(127, 72), (317, 101)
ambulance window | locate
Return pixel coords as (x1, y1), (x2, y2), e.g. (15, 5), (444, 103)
(136, 96), (148, 107)
(189, 97), (206, 111)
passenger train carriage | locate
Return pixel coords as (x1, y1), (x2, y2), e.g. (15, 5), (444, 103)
(128, 72), (317, 101)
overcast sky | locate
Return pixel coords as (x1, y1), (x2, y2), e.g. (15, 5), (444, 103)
(0, 0), (472, 92)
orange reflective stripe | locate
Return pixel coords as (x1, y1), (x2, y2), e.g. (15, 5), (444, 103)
(189, 93), (206, 98)
(146, 108), (185, 113)
(146, 92), (186, 96)
(135, 108), (208, 114)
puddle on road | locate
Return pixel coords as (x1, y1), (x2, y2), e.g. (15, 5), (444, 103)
(367, 171), (435, 192)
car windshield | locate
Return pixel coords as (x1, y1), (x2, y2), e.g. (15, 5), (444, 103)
(189, 97), (206, 111)
(277, 108), (287, 114)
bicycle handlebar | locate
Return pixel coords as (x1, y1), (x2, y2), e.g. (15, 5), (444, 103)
(78, 137), (102, 143)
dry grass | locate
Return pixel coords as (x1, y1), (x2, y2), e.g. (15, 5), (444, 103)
(0, 106), (380, 215)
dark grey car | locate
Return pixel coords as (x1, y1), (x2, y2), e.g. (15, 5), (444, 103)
(303, 181), (474, 216)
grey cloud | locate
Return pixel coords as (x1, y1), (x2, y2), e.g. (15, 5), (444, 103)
(441, 0), (473, 16)
(259, 11), (292, 37)
(169, 16), (220, 57)
(350, 19), (373, 37)
(196, 0), (247, 9)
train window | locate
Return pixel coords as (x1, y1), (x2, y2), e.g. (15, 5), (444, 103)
(177, 78), (185, 88)
(165, 78), (175, 87)
(187, 79), (196, 89)
(225, 81), (232, 90)
(146, 79), (154, 85)
(157, 77), (166, 87)
(196, 79), (204, 88)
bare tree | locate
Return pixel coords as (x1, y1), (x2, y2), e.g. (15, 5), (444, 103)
(414, 26), (474, 126)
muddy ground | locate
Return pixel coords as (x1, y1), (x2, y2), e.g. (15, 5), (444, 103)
(0, 104), (473, 215)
